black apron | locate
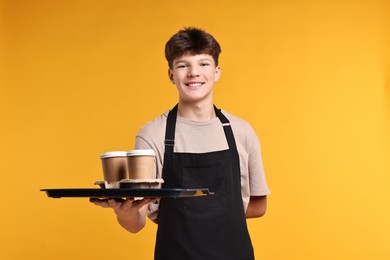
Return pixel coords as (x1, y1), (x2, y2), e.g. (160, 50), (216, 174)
(154, 104), (254, 260)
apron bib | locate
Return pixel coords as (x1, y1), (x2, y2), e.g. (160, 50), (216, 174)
(154, 105), (254, 260)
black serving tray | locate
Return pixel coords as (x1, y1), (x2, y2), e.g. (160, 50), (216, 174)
(41, 188), (212, 199)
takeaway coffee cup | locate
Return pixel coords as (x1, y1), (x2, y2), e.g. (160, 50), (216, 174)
(126, 149), (156, 179)
(100, 151), (128, 183)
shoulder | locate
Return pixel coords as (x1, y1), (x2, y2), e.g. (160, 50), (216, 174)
(221, 110), (255, 133)
(220, 109), (260, 146)
(137, 111), (168, 139)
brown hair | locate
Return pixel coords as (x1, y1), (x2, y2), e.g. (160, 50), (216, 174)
(165, 27), (221, 69)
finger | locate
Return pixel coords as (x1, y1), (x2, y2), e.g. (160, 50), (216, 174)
(90, 198), (108, 203)
(107, 199), (118, 208)
(90, 198), (110, 208)
(132, 198), (152, 209)
(100, 202), (111, 208)
(122, 198), (135, 207)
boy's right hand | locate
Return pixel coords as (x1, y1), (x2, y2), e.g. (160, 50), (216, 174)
(89, 197), (157, 218)
(90, 197), (159, 233)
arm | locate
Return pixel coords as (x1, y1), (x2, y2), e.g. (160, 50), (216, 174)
(246, 196), (267, 218)
(243, 123), (270, 219)
(90, 198), (157, 233)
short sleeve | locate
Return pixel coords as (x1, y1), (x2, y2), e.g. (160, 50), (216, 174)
(247, 128), (270, 196)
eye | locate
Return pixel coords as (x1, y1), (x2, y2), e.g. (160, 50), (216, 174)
(176, 64), (187, 69)
(200, 63), (210, 67)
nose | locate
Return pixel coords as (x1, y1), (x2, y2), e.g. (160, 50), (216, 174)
(187, 66), (199, 77)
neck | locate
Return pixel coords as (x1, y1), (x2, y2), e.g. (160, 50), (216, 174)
(177, 101), (216, 121)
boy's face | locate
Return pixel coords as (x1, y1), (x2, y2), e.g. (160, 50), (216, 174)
(169, 52), (221, 105)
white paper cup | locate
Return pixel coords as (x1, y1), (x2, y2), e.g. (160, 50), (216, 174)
(126, 149), (156, 179)
(100, 151), (128, 183)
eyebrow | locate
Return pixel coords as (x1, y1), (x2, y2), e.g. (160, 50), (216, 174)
(174, 58), (213, 65)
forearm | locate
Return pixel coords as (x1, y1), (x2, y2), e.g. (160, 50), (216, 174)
(91, 198), (152, 233)
(246, 196), (267, 218)
(116, 206), (147, 233)
(117, 209), (147, 233)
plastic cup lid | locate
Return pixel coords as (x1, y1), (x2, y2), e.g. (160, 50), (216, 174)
(100, 151), (127, 159)
(126, 149), (156, 156)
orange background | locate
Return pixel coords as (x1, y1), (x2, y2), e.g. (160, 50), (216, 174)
(1, 0), (389, 259)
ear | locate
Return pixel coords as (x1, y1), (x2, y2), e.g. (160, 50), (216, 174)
(214, 66), (221, 82)
(168, 69), (175, 84)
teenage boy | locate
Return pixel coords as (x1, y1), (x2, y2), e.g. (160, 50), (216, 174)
(91, 27), (270, 260)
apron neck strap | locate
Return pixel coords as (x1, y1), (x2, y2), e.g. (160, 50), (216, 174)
(164, 104), (178, 154)
(164, 104), (238, 153)
(214, 106), (238, 153)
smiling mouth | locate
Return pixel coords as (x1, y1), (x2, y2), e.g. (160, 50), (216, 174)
(185, 82), (204, 87)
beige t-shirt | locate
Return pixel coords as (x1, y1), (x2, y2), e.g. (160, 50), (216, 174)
(135, 109), (270, 221)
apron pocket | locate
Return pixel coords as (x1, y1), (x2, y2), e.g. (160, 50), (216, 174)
(181, 166), (227, 210)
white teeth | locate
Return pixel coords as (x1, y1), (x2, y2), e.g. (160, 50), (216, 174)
(187, 83), (202, 87)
